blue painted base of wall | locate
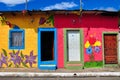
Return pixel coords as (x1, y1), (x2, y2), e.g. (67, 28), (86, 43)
(39, 65), (57, 70)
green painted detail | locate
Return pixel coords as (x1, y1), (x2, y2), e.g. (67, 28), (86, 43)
(64, 28), (84, 69)
(20, 51), (24, 59)
(84, 61), (103, 68)
(48, 15), (54, 25)
(2, 49), (7, 56)
(22, 62), (29, 68)
(12, 50), (16, 54)
(0, 16), (7, 25)
(105, 64), (118, 67)
(66, 66), (84, 70)
(8, 63), (12, 67)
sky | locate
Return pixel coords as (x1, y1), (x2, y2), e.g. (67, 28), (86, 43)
(0, 0), (120, 11)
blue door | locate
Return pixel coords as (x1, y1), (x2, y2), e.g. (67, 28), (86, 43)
(38, 28), (57, 70)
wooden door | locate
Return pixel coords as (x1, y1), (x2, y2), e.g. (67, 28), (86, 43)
(104, 34), (118, 64)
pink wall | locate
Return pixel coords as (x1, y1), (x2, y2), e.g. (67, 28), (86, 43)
(81, 14), (118, 62)
(57, 28), (64, 68)
(54, 14), (118, 68)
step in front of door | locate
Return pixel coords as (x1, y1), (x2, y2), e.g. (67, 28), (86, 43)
(39, 64), (57, 70)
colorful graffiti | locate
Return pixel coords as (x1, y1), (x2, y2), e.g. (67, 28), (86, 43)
(85, 35), (101, 61)
(39, 15), (54, 26)
(0, 49), (37, 68)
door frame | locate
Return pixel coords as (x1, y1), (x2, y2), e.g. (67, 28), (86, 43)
(64, 28), (84, 69)
(38, 28), (57, 70)
(102, 32), (119, 66)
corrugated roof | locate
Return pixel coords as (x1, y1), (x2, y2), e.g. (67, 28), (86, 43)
(0, 10), (118, 16)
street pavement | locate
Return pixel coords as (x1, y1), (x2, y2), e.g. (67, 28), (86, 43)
(0, 72), (120, 80)
(0, 67), (120, 80)
(0, 76), (120, 80)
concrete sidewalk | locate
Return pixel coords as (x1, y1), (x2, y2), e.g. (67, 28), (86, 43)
(0, 67), (120, 72)
(0, 68), (120, 77)
(0, 72), (120, 77)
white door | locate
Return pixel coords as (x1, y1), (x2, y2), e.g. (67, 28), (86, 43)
(67, 30), (80, 61)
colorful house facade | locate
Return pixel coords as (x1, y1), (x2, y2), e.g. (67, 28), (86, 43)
(0, 10), (119, 70)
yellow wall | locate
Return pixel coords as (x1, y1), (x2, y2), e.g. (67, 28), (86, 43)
(0, 12), (54, 68)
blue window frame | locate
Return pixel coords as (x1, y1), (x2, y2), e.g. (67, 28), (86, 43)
(9, 29), (25, 49)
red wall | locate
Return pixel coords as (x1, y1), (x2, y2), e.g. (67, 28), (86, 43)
(54, 14), (118, 68)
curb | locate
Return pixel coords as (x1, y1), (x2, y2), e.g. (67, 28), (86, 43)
(0, 72), (120, 77)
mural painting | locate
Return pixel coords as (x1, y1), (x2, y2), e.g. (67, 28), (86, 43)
(39, 15), (54, 26)
(0, 16), (12, 28)
(84, 34), (103, 68)
(0, 49), (37, 68)
(0, 11), (119, 69)
(0, 13), (43, 68)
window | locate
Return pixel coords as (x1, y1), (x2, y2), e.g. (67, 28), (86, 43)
(9, 29), (25, 49)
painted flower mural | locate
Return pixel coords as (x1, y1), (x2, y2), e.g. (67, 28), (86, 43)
(94, 46), (101, 53)
(0, 54), (8, 67)
(24, 50), (37, 67)
(85, 35), (101, 61)
(9, 50), (22, 66)
(0, 49), (37, 68)
(86, 46), (92, 54)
